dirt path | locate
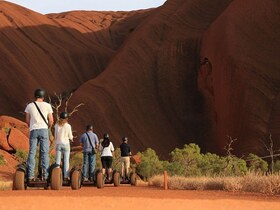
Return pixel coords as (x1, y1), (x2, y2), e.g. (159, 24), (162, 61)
(0, 185), (279, 210)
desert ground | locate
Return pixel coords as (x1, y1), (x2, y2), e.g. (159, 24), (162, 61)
(0, 185), (279, 210)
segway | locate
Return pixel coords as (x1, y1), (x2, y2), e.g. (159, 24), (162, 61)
(101, 169), (121, 187)
(120, 171), (137, 185)
(13, 162), (59, 190)
(80, 168), (104, 189)
(49, 151), (82, 190)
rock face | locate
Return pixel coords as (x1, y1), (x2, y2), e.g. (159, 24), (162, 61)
(0, 0), (279, 157)
(0, 1), (152, 117)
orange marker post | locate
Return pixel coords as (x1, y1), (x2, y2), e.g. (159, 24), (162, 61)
(164, 170), (168, 190)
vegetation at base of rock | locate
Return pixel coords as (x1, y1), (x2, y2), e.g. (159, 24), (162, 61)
(149, 173), (280, 195)
(14, 150), (28, 163)
(135, 144), (280, 180)
(0, 154), (6, 165)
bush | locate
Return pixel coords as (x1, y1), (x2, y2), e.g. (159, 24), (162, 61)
(247, 153), (268, 173)
(199, 153), (226, 176)
(112, 148), (121, 171)
(15, 150), (28, 163)
(222, 156), (248, 176)
(274, 160), (280, 172)
(169, 144), (202, 176)
(136, 148), (164, 180)
(0, 154), (6, 165)
(70, 152), (83, 169)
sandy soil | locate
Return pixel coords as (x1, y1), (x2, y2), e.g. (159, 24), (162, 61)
(0, 185), (279, 210)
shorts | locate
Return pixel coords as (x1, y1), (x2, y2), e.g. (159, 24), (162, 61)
(101, 156), (113, 169)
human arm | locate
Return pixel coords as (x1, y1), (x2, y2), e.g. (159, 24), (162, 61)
(68, 124), (74, 142)
(47, 113), (54, 128)
(25, 112), (30, 126)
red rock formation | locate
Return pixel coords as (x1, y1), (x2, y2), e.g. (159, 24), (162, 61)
(0, 0), (279, 158)
(8, 128), (29, 151)
(0, 129), (13, 152)
(0, 116), (29, 137)
(200, 0), (280, 155)
(0, 1), (152, 118)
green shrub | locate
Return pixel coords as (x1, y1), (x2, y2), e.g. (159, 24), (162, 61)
(112, 148), (121, 171)
(222, 156), (248, 176)
(0, 154), (6, 165)
(169, 144), (202, 176)
(70, 152), (83, 169)
(274, 160), (280, 172)
(136, 148), (164, 180)
(15, 150), (28, 163)
(199, 153), (225, 176)
(247, 153), (268, 173)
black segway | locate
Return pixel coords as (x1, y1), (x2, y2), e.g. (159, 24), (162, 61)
(80, 168), (104, 189)
(13, 161), (60, 190)
(120, 171), (137, 185)
(49, 151), (82, 190)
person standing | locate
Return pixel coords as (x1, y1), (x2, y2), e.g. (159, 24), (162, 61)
(80, 124), (99, 182)
(120, 137), (132, 180)
(25, 88), (54, 181)
(54, 112), (73, 181)
(100, 133), (114, 181)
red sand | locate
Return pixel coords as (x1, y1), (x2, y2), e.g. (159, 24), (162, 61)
(0, 186), (279, 210)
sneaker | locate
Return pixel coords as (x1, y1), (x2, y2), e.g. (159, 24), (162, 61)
(89, 177), (94, 182)
(83, 177), (88, 182)
(63, 177), (69, 181)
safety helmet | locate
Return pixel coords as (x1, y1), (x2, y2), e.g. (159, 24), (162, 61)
(59, 112), (68, 119)
(103, 133), (110, 139)
(34, 88), (45, 98)
(122, 137), (128, 142)
(86, 124), (93, 131)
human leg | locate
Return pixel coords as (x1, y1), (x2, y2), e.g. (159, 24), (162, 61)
(106, 156), (113, 180)
(101, 156), (106, 175)
(83, 152), (89, 180)
(63, 143), (70, 179)
(27, 130), (39, 179)
(120, 157), (125, 178)
(89, 154), (96, 180)
(55, 144), (62, 166)
(124, 156), (130, 178)
(39, 129), (49, 179)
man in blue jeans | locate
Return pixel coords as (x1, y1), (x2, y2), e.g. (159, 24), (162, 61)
(25, 88), (54, 181)
(80, 124), (99, 182)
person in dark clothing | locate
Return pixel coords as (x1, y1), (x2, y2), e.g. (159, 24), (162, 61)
(120, 137), (132, 180)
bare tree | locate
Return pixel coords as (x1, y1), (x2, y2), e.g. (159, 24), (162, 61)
(224, 135), (237, 156)
(261, 134), (275, 173)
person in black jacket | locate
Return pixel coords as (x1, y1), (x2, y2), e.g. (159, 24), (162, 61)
(120, 137), (132, 180)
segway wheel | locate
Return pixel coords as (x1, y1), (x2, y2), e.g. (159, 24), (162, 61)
(130, 173), (137, 186)
(71, 170), (81, 190)
(51, 167), (62, 190)
(13, 170), (25, 190)
(113, 171), (120, 187)
(96, 171), (104, 189)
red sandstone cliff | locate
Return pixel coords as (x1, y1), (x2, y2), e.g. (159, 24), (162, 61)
(0, 0), (279, 158)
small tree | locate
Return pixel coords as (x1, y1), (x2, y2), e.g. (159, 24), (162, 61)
(199, 152), (225, 176)
(261, 134), (276, 173)
(246, 153), (268, 173)
(170, 143), (202, 176)
(136, 148), (164, 180)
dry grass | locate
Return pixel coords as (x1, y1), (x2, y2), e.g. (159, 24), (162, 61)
(0, 180), (13, 191)
(149, 173), (280, 195)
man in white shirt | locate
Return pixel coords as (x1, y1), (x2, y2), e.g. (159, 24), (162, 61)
(25, 88), (53, 181)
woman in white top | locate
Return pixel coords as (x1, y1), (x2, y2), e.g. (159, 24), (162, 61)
(99, 133), (114, 180)
(54, 112), (73, 180)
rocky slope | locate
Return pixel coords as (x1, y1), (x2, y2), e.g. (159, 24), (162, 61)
(0, 0), (279, 158)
